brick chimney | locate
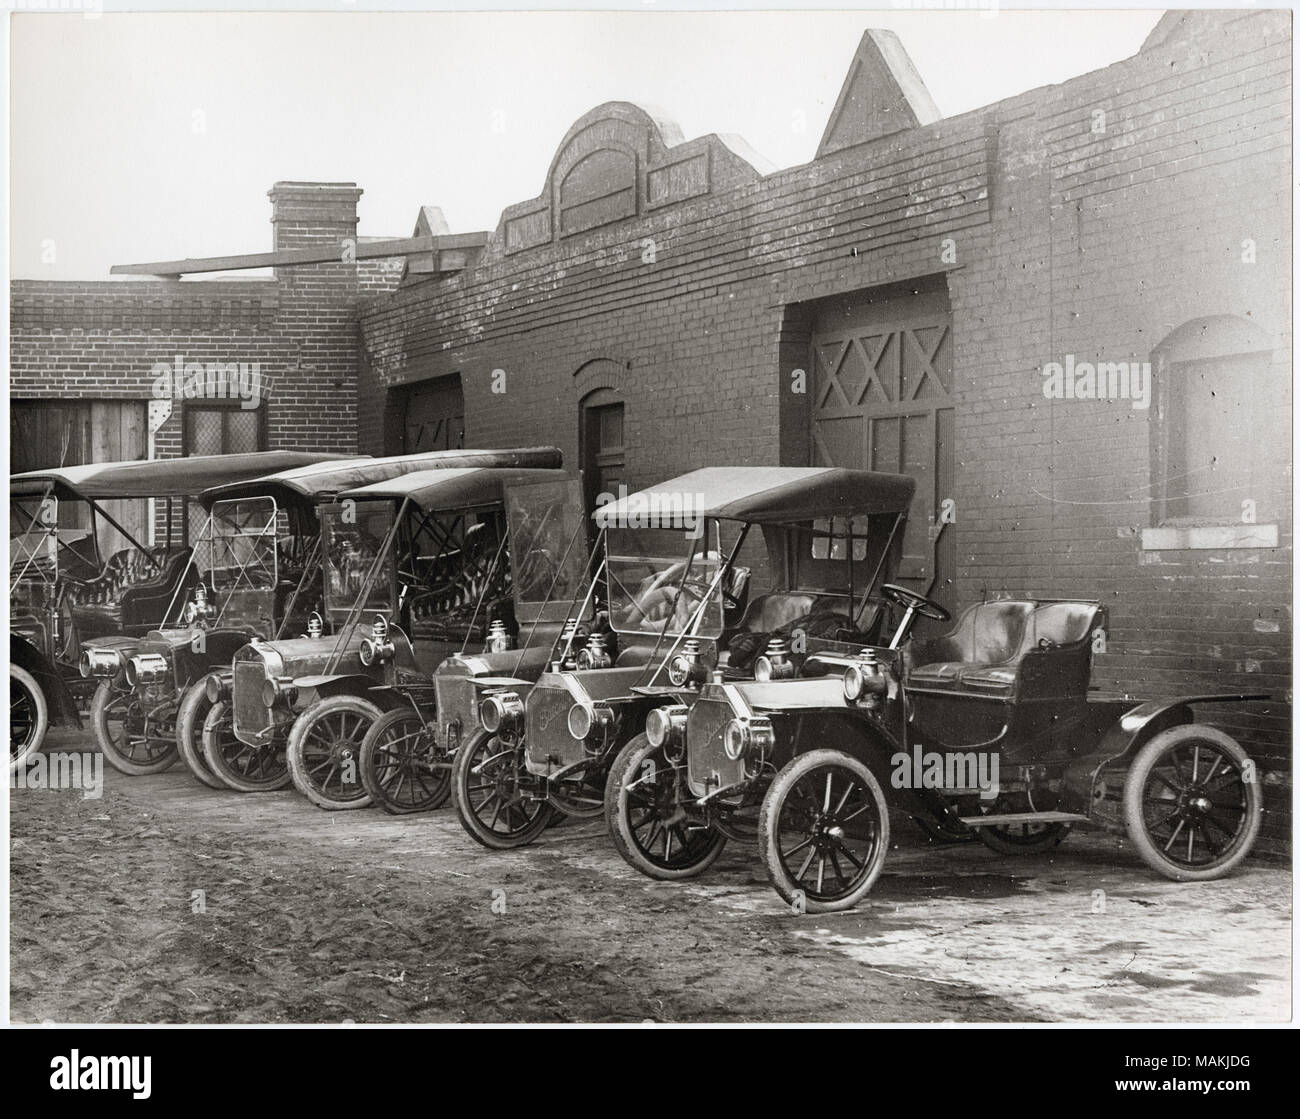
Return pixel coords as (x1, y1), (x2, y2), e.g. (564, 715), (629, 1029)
(266, 182), (365, 453)
(268, 181), (364, 254)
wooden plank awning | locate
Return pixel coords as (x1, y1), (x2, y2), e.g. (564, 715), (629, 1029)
(110, 232), (489, 278)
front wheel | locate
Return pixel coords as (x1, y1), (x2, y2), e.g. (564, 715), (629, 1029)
(759, 749), (890, 914)
(359, 708), (450, 815)
(451, 729), (552, 849)
(286, 695), (380, 810)
(201, 700), (291, 792)
(605, 734), (726, 879)
(10, 664), (49, 769)
(175, 682), (225, 790)
(1123, 725), (1262, 881)
(92, 679), (177, 775)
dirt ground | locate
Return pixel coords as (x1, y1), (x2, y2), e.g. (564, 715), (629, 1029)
(10, 728), (1292, 1024)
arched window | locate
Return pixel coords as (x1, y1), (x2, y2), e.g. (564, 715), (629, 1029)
(1152, 315), (1277, 525)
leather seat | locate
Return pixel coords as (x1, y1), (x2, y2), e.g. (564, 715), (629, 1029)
(959, 603), (1101, 691)
(71, 548), (195, 634)
(908, 600), (1036, 691)
(736, 592), (821, 633)
(912, 601), (1102, 695)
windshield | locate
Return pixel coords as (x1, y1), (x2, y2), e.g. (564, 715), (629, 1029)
(320, 499), (397, 619)
(198, 497), (279, 594)
(606, 522), (724, 639)
(506, 479), (587, 615)
(9, 495), (59, 582)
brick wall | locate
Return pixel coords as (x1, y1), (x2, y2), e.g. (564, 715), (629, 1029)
(9, 12), (1291, 852)
(356, 10), (1292, 850)
(10, 181), (405, 463)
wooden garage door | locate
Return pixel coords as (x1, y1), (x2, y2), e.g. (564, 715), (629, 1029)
(810, 283), (956, 610)
(10, 400), (150, 556)
(403, 375), (465, 454)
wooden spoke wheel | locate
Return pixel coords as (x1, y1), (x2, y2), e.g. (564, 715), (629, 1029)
(759, 750), (890, 913)
(1123, 725), (1262, 881)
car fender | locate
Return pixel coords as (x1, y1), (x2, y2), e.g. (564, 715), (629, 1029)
(10, 634), (80, 727)
(1060, 693), (1270, 815)
(292, 672), (378, 709)
(785, 707), (908, 802)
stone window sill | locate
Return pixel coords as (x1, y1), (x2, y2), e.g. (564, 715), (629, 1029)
(1141, 524), (1279, 550)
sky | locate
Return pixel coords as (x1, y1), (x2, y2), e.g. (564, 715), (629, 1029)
(8, 7), (1164, 280)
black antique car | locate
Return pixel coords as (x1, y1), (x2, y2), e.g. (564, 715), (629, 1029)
(357, 475), (591, 814)
(602, 476), (1269, 912)
(9, 451), (340, 769)
(76, 453), (397, 780)
(208, 448), (564, 806)
(449, 466), (912, 850)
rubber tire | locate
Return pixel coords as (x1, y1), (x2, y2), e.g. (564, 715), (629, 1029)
(201, 700), (292, 793)
(605, 734), (726, 880)
(759, 749), (890, 914)
(92, 678), (178, 776)
(286, 695), (381, 811)
(10, 664), (49, 769)
(359, 707), (450, 815)
(1123, 725), (1263, 882)
(175, 682), (226, 790)
(451, 728), (553, 850)
(975, 821), (1070, 856)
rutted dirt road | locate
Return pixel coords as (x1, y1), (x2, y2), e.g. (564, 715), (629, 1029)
(10, 730), (1291, 1023)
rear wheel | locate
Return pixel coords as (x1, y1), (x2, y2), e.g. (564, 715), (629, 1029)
(975, 820), (1070, 855)
(286, 696), (380, 810)
(92, 679), (177, 775)
(451, 729), (552, 849)
(1123, 725), (1262, 881)
(175, 683), (225, 790)
(759, 749), (890, 914)
(606, 734), (726, 879)
(359, 708), (450, 815)
(201, 700), (291, 792)
(10, 665), (48, 769)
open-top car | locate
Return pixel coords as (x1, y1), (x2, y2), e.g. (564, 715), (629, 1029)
(449, 466), (916, 851)
(613, 564), (1269, 911)
(282, 462), (574, 810)
(74, 453), (462, 780)
(740, 592), (1268, 910)
(357, 474), (591, 814)
(9, 451), (341, 769)
(206, 447), (564, 806)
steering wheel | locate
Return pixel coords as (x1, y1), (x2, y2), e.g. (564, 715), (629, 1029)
(880, 583), (951, 623)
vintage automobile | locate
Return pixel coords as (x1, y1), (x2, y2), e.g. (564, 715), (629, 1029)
(449, 465), (914, 850)
(357, 475), (591, 814)
(610, 564), (1268, 910)
(77, 453), (400, 780)
(9, 451), (340, 769)
(208, 448), (564, 806)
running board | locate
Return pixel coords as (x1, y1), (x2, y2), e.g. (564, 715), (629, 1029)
(958, 811), (1090, 828)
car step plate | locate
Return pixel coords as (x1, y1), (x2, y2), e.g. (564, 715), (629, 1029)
(958, 811), (1090, 827)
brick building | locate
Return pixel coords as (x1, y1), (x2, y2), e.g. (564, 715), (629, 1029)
(9, 10), (1292, 848)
